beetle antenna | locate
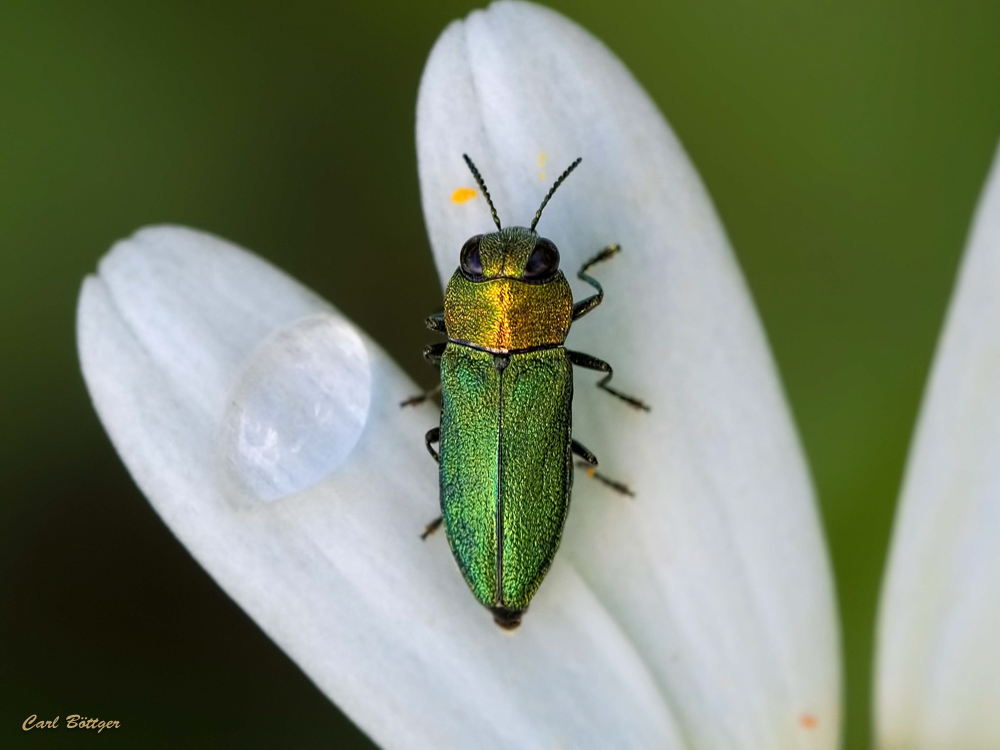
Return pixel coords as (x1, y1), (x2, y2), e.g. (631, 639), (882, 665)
(530, 157), (582, 231)
(462, 154), (502, 230)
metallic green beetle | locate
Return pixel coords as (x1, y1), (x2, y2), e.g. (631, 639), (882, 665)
(408, 155), (648, 630)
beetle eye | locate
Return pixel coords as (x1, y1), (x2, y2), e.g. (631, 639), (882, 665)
(460, 235), (484, 280)
(523, 238), (560, 281)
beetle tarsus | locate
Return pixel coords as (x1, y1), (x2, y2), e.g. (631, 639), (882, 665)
(574, 460), (635, 497)
(600, 384), (650, 412)
(566, 349), (650, 411)
(420, 516), (443, 540)
(400, 382), (442, 408)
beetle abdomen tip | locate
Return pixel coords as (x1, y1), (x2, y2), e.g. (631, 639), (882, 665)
(490, 605), (523, 630)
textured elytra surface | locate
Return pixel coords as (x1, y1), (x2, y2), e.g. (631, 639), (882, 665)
(439, 344), (573, 612)
(498, 348), (574, 610)
(439, 345), (500, 606)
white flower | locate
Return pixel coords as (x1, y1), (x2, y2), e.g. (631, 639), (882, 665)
(875, 143), (1000, 748)
(76, 2), (846, 747)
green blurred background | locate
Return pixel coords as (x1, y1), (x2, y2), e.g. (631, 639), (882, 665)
(2, 0), (998, 747)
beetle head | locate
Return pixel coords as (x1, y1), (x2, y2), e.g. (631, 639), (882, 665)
(458, 227), (561, 284)
(456, 153), (581, 285)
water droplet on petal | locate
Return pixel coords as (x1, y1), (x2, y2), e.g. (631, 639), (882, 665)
(220, 313), (371, 501)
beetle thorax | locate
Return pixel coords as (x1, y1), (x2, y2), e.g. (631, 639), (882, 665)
(443, 272), (573, 352)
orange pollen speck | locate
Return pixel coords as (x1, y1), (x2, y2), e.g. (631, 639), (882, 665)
(451, 187), (477, 203)
(799, 714), (818, 729)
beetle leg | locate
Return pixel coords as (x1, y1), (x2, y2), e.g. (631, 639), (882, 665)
(425, 312), (447, 333)
(571, 438), (598, 465)
(566, 349), (650, 411)
(572, 244), (620, 320)
(574, 460), (636, 497)
(423, 426), (441, 462)
(419, 431), (443, 538)
(422, 342), (446, 365)
(399, 344), (446, 407)
(420, 515), (443, 540)
(399, 382), (441, 408)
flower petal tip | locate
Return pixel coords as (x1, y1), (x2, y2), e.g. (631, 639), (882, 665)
(78, 225), (376, 503)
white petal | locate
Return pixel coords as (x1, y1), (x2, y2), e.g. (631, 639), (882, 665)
(417, 2), (840, 747)
(876, 144), (1000, 748)
(78, 225), (684, 749)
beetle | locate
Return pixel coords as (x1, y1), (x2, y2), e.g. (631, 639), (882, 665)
(405, 155), (648, 630)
